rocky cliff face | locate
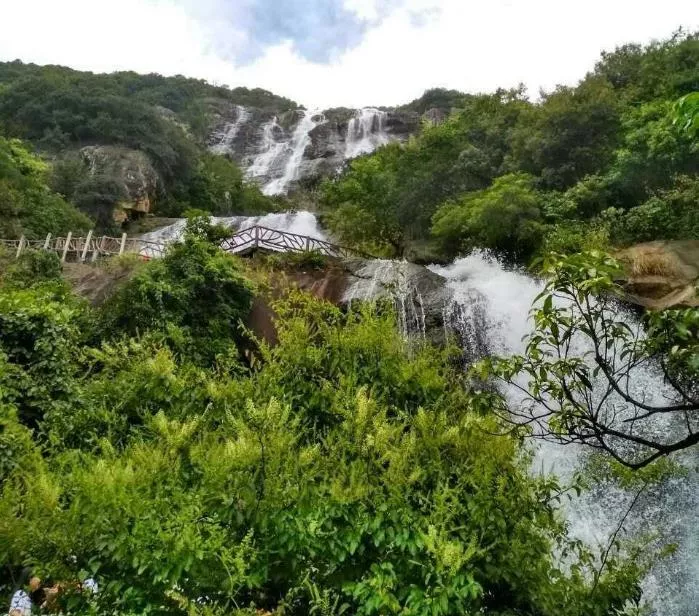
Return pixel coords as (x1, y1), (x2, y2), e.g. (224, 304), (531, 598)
(207, 104), (439, 195)
(80, 145), (160, 222)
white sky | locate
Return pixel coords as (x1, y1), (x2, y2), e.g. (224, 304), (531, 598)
(0, 0), (697, 108)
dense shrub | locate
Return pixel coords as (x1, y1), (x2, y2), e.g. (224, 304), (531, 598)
(432, 173), (545, 259)
(0, 280), (647, 615)
(101, 218), (256, 364)
(0, 135), (92, 238)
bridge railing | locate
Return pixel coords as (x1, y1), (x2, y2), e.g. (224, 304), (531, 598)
(220, 225), (368, 259)
(0, 226), (368, 263)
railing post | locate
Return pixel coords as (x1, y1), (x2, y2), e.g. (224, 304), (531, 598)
(15, 235), (25, 259)
(80, 230), (93, 262)
(43, 233), (52, 250)
(119, 233), (127, 256)
(61, 232), (72, 263)
(91, 236), (101, 262)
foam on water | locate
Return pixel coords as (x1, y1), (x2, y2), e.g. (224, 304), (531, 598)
(430, 251), (699, 615)
(139, 210), (326, 246)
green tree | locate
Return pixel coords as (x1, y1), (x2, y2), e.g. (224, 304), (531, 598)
(432, 173), (544, 259)
(0, 135), (92, 238)
(101, 216), (256, 364)
(673, 91), (699, 136)
(477, 251), (699, 468)
(508, 77), (622, 190)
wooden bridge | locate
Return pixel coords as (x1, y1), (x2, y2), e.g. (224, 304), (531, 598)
(0, 226), (367, 263)
(219, 225), (367, 259)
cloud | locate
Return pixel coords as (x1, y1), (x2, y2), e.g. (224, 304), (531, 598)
(180, 0), (411, 64)
(0, 0), (697, 109)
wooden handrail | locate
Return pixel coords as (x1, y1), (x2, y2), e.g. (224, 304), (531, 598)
(0, 226), (372, 262)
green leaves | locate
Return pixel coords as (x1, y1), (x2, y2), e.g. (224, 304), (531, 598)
(0, 266), (650, 615)
(673, 92), (699, 137)
(0, 135), (92, 238)
(482, 249), (699, 469)
(431, 172), (544, 259)
(100, 227), (256, 366)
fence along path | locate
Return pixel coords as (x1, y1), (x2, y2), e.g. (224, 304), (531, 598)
(0, 232), (167, 262)
(1, 226), (368, 263)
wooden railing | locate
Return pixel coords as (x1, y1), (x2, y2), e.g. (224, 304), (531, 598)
(0, 226), (368, 263)
(0, 232), (167, 262)
(219, 225), (368, 259)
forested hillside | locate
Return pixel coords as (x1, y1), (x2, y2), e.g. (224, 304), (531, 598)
(321, 32), (699, 262)
(0, 62), (293, 232)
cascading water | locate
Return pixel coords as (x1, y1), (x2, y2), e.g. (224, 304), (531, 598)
(139, 210), (326, 246)
(345, 108), (390, 159)
(430, 252), (699, 616)
(209, 106), (250, 155)
(342, 259), (442, 338)
(137, 209), (697, 612)
(246, 117), (287, 182)
(245, 110), (326, 196)
(264, 110), (326, 196)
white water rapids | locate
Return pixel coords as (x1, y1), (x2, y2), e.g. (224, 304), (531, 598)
(141, 212), (697, 613)
(430, 253), (698, 616)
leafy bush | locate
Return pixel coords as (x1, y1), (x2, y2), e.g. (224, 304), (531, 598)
(432, 173), (545, 259)
(0, 287), (80, 427)
(0, 135), (92, 238)
(2, 248), (63, 288)
(0, 285), (648, 615)
(101, 218), (256, 364)
(262, 249), (329, 271)
(611, 175), (699, 244)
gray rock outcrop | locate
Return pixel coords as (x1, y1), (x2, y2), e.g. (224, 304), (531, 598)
(80, 145), (160, 221)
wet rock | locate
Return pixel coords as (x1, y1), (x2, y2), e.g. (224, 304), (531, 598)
(422, 107), (448, 125)
(206, 105), (423, 192)
(384, 110), (421, 135)
(341, 258), (454, 345)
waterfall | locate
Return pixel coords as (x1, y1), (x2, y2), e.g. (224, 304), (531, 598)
(246, 117), (287, 181)
(209, 105), (250, 155)
(139, 210), (327, 247)
(345, 108), (390, 159)
(245, 110), (325, 196)
(264, 110), (325, 196)
(430, 252), (699, 616)
(135, 215), (698, 613)
(343, 260), (430, 338)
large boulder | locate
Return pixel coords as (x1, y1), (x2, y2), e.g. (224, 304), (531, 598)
(80, 145), (160, 221)
(616, 240), (699, 309)
(341, 258), (453, 345)
(247, 257), (454, 346)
